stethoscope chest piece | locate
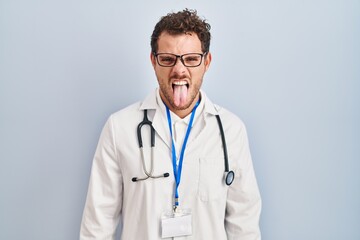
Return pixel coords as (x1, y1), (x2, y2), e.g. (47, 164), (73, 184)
(225, 171), (235, 186)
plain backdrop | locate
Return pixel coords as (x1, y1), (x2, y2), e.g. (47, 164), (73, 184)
(0, 0), (359, 239)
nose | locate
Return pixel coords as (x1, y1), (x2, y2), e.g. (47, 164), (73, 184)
(172, 57), (187, 74)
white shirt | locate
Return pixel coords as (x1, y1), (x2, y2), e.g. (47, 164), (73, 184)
(157, 92), (205, 163)
(80, 89), (262, 240)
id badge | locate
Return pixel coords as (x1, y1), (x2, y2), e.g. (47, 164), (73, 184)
(161, 208), (192, 238)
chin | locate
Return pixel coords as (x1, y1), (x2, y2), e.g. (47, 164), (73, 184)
(172, 100), (195, 111)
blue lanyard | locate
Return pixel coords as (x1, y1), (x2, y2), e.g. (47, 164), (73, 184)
(165, 101), (199, 209)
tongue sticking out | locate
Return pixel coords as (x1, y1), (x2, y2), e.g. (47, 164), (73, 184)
(173, 84), (188, 107)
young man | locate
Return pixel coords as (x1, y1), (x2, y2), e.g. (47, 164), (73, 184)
(80, 9), (261, 240)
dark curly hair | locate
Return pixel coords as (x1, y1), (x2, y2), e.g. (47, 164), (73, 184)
(151, 9), (211, 54)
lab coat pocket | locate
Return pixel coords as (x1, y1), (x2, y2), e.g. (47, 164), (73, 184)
(198, 157), (227, 202)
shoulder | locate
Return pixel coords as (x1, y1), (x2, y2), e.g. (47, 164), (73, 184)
(109, 89), (157, 122)
(214, 105), (247, 136)
(210, 104), (251, 154)
(111, 101), (142, 119)
(202, 91), (246, 131)
(216, 105), (245, 126)
(202, 90), (246, 130)
(104, 101), (144, 133)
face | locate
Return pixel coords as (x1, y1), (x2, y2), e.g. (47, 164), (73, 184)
(151, 31), (211, 117)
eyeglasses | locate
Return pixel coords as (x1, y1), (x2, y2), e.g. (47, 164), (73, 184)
(153, 52), (207, 67)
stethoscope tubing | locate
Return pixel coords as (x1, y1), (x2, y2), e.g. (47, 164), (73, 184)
(133, 110), (234, 186)
(137, 110), (155, 148)
(133, 110), (169, 182)
(215, 115), (235, 186)
(132, 147), (170, 181)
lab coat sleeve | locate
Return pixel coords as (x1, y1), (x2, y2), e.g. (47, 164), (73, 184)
(80, 115), (123, 240)
(225, 123), (262, 240)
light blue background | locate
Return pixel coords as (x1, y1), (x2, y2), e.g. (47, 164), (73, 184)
(0, 0), (359, 239)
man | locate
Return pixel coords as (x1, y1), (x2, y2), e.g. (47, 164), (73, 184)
(80, 9), (261, 240)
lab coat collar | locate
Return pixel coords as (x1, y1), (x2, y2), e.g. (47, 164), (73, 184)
(139, 88), (220, 116)
(139, 89), (220, 149)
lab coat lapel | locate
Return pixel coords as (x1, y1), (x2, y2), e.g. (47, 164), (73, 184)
(151, 109), (171, 149)
(139, 89), (171, 149)
(186, 91), (219, 145)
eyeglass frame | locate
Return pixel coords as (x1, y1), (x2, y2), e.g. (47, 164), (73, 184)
(152, 52), (208, 67)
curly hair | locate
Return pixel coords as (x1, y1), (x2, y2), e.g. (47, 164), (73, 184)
(151, 9), (211, 54)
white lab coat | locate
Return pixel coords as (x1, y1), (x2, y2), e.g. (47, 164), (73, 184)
(80, 89), (261, 240)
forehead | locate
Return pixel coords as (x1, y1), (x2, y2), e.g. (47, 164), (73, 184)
(157, 31), (202, 54)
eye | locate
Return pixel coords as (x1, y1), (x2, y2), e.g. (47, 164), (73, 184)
(159, 56), (176, 64)
(184, 56), (200, 62)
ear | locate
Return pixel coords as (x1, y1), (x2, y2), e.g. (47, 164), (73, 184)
(150, 52), (156, 68)
(204, 52), (212, 71)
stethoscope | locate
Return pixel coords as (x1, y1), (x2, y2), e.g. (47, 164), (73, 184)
(132, 109), (235, 186)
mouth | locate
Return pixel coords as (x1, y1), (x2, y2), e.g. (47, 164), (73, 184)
(172, 80), (189, 90)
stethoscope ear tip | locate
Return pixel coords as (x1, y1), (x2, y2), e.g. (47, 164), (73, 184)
(164, 173), (170, 177)
(132, 177), (138, 182)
